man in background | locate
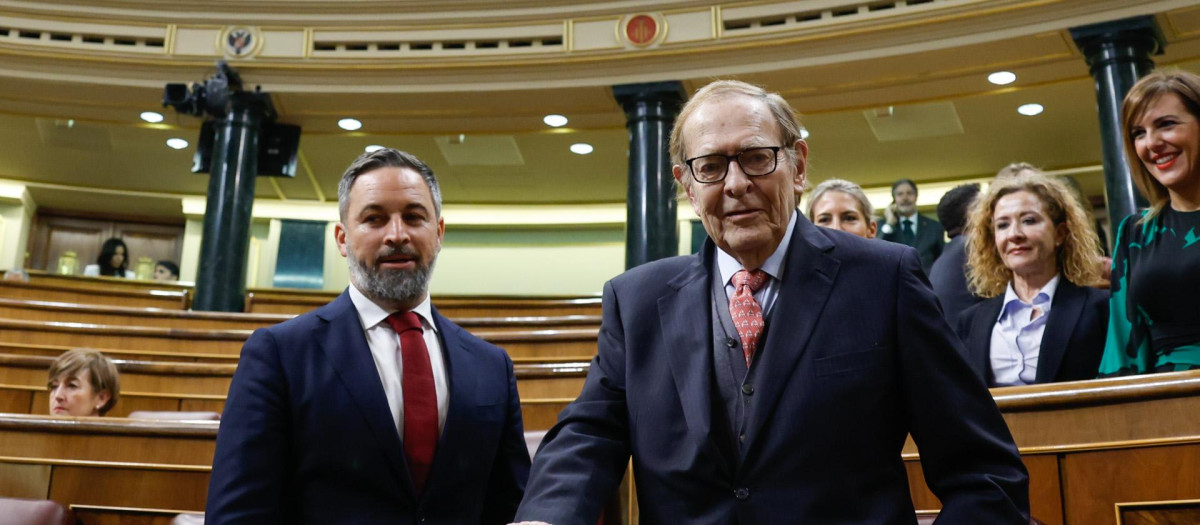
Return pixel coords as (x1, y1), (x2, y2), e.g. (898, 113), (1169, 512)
(929, 183), (983, 324)
(878, 178), (945, 273)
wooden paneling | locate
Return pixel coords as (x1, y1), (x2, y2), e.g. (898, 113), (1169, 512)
(1118, 500), (1200, 524)
(0, 298), (288, 330)
(0, 318), (247, 356)
(905, 454), (1062, 524)
(0, 462), (50, 499)
(70, 505), (189, 525)
(49, 466), (209, 511)
(1062, 445), (1200, 524)
(28, 214), (183, 275)
(0, 343), (238, 364)
(245, 288), (603, 318)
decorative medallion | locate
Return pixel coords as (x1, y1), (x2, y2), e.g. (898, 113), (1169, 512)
(621, 14), (664, 47)
(218, 26), (263, 58)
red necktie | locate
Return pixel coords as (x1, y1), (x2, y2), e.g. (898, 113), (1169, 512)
(385, 312), (438, 493)
(730, 269), (768, 366)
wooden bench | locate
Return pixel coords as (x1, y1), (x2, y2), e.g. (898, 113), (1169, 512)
(0, 352), (588, 402)
(0, 280), (188, 310)
(0, 317), (600, 360)
(246, 288), (603, 318)
(0, 297), (602, 334)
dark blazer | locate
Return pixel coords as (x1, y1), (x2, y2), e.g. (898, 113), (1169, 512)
(516, 215), (1029, 525)
(879, 213), (945, 273)
(955, 278), (1109, 386)
(206, 291), (530, 524)
(929, 235), (983, 325)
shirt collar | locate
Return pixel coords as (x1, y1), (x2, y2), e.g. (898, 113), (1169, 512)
(997, 274), (1060, 322)
(347, 283), (438, 333)
(716, 211), (797, 286)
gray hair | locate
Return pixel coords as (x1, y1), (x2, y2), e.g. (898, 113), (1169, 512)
(806, 179), (874, 221)
(337, 148), (442, 221)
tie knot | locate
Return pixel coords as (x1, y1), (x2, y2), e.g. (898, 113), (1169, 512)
(732, 269), (768, 294)
(902, 218), (912, 227)
(385, 311), (423, 334)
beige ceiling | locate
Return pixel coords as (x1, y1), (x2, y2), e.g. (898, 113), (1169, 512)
(2, 1), (1200, 218)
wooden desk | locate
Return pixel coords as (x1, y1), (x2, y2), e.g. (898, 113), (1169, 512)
(0, 298), (291, 331)
(0, 414), (215, 512)
(245, 288), (603, 318)
(0, 280), (187, 310)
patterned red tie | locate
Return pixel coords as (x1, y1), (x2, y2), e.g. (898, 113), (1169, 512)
(385, 312), (438, 493)
(730, 269), (769, 366)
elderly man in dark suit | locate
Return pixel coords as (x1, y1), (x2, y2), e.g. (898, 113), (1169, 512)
(879, 178), (946, 273)
(207, 149), (529, 524)
(514, 80), (1029, 525)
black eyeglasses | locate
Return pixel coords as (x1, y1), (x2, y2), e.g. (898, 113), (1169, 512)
(684, 146), (782, 184)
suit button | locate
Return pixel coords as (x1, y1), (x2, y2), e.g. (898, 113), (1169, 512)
(741, 383), (754, 396)
(726, 337), (738, 348)
(734, 487), (750, 500)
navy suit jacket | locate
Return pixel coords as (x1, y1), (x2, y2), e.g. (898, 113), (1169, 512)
(206, 291), (529, 524)
(880, 214), (945, 273)
(929, 235), (983, 325)
(955, 278), (1109, 386)
(517, 215), (1029, 525)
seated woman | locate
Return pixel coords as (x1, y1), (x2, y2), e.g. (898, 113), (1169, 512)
(47, 348), (120, 417)
(956, 174), (1108, 386)
(153, 260), (180, 282)
(1099, 69), (1200, 376)
(83, 237), (134, 279)
(805, 178), (878, 239)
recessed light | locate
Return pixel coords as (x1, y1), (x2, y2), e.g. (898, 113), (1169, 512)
(338, 118), (363, 131)
(166, 138), (189, 150)
(570, 143), (594, 155)
(988, 71), (1017, 85)
(543, 114), (568, 127)
(799, 128), (810, 140)
(140, 111), (164, 123)
(1017, 103), (1044, 116)
(365, 145), (384, 152)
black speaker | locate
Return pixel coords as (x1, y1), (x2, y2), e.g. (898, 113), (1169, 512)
(192, 121), (301, 177)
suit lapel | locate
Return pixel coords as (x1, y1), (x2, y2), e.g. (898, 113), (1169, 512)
(316, 292), (416, 502)
(421, 308), (477, 500)
(657, 247), (731, 474)
(743, 216), (839, 453)
(970, 297), (1004, 386)
(1036, 279), (1083, 384)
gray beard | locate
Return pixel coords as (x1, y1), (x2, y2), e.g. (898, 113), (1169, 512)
(347, 246), (435, 307)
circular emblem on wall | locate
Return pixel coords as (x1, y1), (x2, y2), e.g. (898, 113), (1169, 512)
(219, 26), (262, 58)
(621, 14), (664, 47)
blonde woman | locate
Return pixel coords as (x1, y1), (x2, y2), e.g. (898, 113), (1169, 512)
(1099, 69), (1200, 376)
(956, 174), (1108, 386)
(805, 179), (877, 239)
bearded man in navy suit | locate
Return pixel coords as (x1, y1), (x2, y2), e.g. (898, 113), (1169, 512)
(207, 148), (529, 524)
(514, 81), (1029, 524)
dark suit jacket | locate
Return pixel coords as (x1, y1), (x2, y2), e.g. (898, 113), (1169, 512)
(516, 215), (1029, 525)
(206, 291), (530, 524)
(880, 213), (945, 273)
(955, 278), (1109, 386)
(929, 235), (983, 325)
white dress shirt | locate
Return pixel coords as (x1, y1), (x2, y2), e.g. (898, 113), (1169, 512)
(348, 284), (449, 436)
(989, 275), (1060, 387)
(715, 212), (798, 317)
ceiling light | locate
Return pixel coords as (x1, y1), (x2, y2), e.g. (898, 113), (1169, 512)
(799, 128), (810, 140)
(166, 138), (189, 150)
(338, 118), (363, 131)
(365, 145), (384, 152)
(570, 143), (594, 155)
(988, 71), (1017, 85)
(543, 114), (568, 127)
(140, 111), (164, 123)
(1017, 103), (1044, 116)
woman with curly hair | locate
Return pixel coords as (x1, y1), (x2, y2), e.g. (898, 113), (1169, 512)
(955, 173), (1108, 386)
(1098, 69), (1200, 376)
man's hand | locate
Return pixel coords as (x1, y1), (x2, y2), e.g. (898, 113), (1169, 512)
(883, 203), (898, 226)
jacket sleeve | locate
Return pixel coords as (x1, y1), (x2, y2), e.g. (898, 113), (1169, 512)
(205, 328), (291, 524)
(894, 248), (1031, 523)
(514, 280), (631, 525)
(1098, 214), (1154, 376)
(480, 352), (532, 525)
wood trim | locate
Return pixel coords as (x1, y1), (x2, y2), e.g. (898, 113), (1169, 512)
(0, 413), (217, 438)
(0, 456), (211, 471)
(991, 370), (1200, 412)
(0, 279), (187, 303)
(68, 504), (197, 517)
(0, 342), (237, 362)
(0, 318), (251, 341)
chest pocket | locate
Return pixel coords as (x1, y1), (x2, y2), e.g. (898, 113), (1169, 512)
(814, 346), (891, 377)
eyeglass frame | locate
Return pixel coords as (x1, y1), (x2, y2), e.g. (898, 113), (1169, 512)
(683, 146), (785, 184)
